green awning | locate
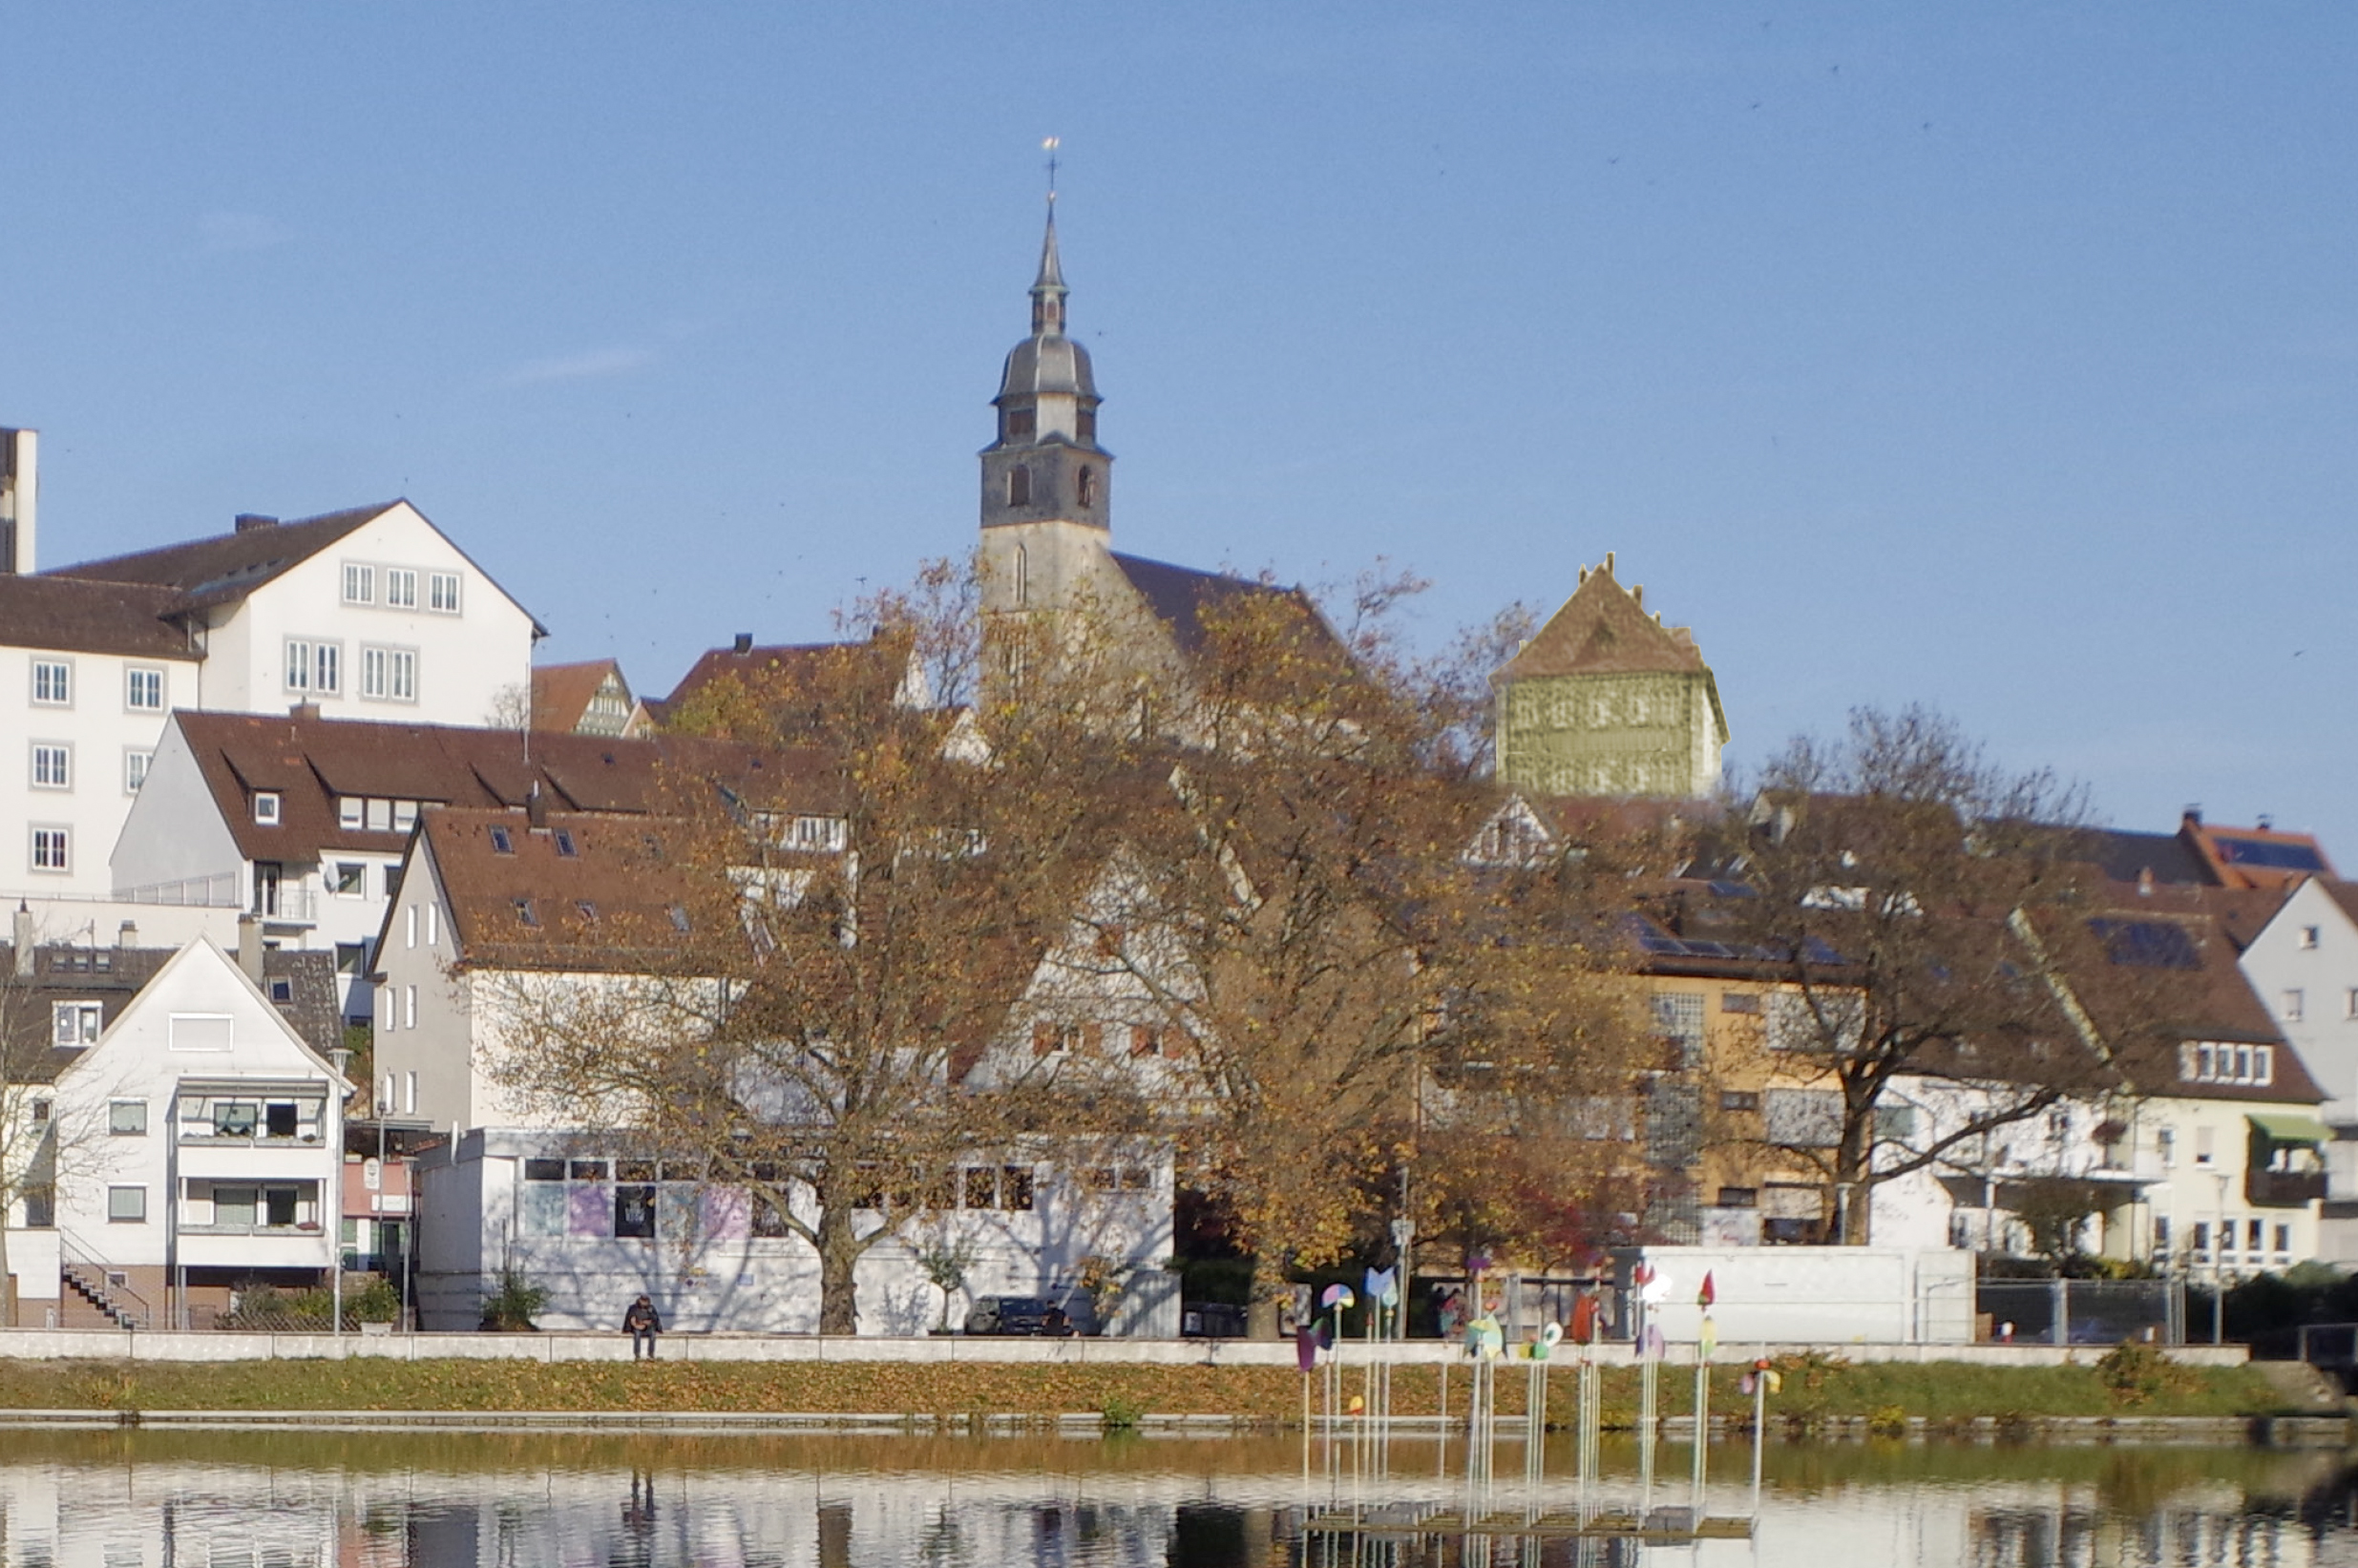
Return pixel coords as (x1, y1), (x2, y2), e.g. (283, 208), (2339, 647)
(2247, 1112), (2333, 1146)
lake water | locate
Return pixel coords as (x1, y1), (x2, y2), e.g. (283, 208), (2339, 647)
(0, 1428), (2348, 1566)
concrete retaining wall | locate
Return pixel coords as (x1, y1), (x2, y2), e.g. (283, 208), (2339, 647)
(0, 1328), (2252, 1367)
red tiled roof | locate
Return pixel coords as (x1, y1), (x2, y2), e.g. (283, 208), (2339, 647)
(1492, 558), (1712, 683)
(531, 659), (628, 733)
(414, 806), (705, 973)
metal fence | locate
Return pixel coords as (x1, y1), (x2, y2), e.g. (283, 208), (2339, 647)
(1976, 1278), (2183, 1346)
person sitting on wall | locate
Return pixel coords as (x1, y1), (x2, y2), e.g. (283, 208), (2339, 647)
(1043, 1302), (1073, 1336)
(624, 1294), (663, 1360)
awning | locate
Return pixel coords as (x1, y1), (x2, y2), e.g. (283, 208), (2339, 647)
(2247, 1112), (2333, 1146)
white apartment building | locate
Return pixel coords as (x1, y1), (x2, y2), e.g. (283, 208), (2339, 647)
(0, 476), (541, 901)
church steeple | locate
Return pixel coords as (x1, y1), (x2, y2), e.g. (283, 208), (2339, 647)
(981, 196), (1109, 536)
(1030, 207), (1067, 336)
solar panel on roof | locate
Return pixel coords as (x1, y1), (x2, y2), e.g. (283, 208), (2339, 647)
(2213, 838), (2326, 871)
(2090, 918), (2200, 970)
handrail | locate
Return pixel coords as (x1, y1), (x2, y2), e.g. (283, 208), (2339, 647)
(55, 1228), (153, 1328)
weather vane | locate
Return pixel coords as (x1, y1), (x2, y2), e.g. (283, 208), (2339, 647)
(1042, 136), (1060, 204)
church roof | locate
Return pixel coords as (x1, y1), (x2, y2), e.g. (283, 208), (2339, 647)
(1109, 553), (1336, 658)
(1491, 556), (1713, 684)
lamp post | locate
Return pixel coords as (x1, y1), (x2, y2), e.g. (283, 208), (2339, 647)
(2210, 1169), (2230, 1346)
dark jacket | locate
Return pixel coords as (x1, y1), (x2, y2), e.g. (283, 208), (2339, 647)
(623, 1300), (663, 1333)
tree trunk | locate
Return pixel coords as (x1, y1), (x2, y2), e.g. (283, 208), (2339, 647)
(1246, 1251), (1289, 1340)
(1835, 1117), (1872, 1244)
(0, 1216), (13, 1329)
(815, 1202), (861, 1335)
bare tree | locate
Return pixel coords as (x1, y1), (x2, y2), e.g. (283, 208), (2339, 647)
(1708, 706), (2157, 1243)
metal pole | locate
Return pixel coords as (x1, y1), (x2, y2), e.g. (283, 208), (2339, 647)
(1750, 1362), (1767, 1520)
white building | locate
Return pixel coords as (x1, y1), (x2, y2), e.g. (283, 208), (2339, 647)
(2, 492), (540, 904)
(21, 936), (348, 1329)
(2237, 875), (2358, 1260)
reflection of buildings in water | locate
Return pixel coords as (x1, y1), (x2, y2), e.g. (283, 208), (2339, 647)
(0, 1452), (2330, 1567)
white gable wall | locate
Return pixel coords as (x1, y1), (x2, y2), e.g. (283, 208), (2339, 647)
(206, 504), (535, 728)
(108, 717), (242, 898)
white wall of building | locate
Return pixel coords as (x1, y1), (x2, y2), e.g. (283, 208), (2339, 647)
(0, 642), (199, 898)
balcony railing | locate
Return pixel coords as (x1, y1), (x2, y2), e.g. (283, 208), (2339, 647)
(111, 872), (242, 908)
(2247, 1168), (2327, 1207)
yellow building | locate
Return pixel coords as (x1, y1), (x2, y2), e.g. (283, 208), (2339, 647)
(1491, 555), (1729, 800)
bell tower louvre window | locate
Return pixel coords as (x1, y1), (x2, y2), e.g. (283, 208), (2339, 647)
(1007, 466), (1031, 507)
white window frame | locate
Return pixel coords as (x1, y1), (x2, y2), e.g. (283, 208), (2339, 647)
(343, 562), (374, 604)
(428, 571), (461, 614)
(405, 985), (417, 1029)
(30, 742), (70, 790)
(253, 792), (281, 826)
(125, 666), (164, 712)
(52, 1001), (101, 1046)
(124, 749), (152, 795)
(284, 638), (342, 696)
(107, 1186), (146, 1223)
(339, 797), (365, 830)
(109, 1099), (147, 1136)
(329, 862), (366, 898)
(384, 568), (417, 609)
(2284, 990), (2305, 1023)
(30, 826), (68, 873)
(31, 659), (70, 707)
(361, 645), (418, 702)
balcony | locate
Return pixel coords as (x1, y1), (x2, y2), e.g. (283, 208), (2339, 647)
(2247, 1168), (2327, 1207)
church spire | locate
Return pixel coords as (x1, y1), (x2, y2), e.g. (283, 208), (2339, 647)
(1030, 203), (1068, 336)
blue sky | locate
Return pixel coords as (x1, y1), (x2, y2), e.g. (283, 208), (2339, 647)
(7, 7), (2355, 849)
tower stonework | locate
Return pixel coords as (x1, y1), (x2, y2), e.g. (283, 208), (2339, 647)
(1490, 555), (1729, 799)
(979, 206), (1116, 617)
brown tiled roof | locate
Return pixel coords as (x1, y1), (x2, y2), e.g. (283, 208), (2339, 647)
(0, 575), (197, 659)
(2319, 880), (2358, 929)
(171, 711), (837, 864)
(0, 943), (340, 1078)
(663, 639), (885, 709)
(531, 659), (628, 733)
(2181, 813), (2337, 890)
(49, 504), (394, 608)
(1491, 558), (1712, 683)
(413, 806), (705, 973)
(1107, 553), (1336, 658)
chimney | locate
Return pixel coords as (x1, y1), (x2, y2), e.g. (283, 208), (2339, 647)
(2182, 806), (2203, 829)
(116, 920), (138, 949)
(0, 428), (35, 575)
(526, 781), (549, 831)
(289, 701), (321, 721)
(236, 913), (264, 983)
(11, 903), (31, 978)
(2258, 813), (2275, 831)
(234, 512), (278, 533)
(733, 633), (753, 655)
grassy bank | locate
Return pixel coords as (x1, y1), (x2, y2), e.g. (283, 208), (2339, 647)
(0, 1347), (2302, 1426)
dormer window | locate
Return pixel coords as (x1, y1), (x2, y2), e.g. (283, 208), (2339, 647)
(253, 792), (281, 826)
(1007, 466), (1031, 507)
(490, 826), (514, 855)
(554, 830), (577, 857)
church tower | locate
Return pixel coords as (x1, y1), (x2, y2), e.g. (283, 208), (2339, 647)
(979, 202), (1114, 617)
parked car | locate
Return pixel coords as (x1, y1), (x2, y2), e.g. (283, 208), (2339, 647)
(964, 1294), (1097, 1336)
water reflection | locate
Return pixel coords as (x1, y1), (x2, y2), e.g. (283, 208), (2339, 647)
(0, 1430), (2342, 1566)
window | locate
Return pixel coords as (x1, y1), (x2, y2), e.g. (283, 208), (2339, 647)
(1077, 465), (1097, 507)
(429, 572), (461, 613)
(1719, 1090), (1759, 1113)
(343, 563), (374, 604)
(330, 862), (365, 897)
(405, 985), (417, 1028)
(284, 638), (341, 695)
(2284, 990), (2305, 1023)
(339, 797), (365, 830)
(107, 1187), (146, 1223)
(514, 899), (538, 928)
(109, 1100), (147, 1136)
(1719, 992), (1760, 1015)
(253, 792), (281, 826)
(1001, 1166), (1035, 1210)
(425, 905), (437, 947)
(1004, 407), (1036, 440)
(385, 568), (417, 609)
(2348, 987), (2358, 1020)
(212, 1102), (259, 1137)
(28, 1099), (46, 1125)
(489, 826), (514, 854)
(405, 905), (418, 949)
(1651, 993), (1706, 1068)
(30, 827), (68, 872)
(124, 750), (151, 794)
(53, 1002), (102, 1046)
(360, 645), (417, 701)
(2183, 1040), (2274, 1086)
(32, 659), (69, 705)
(126, 667), (163, 711)
(554, 829), (577, 857)
(2195, 1125), (2215, 1165)
(2158, 1127), (2176, 1168)
(2301, 925), (2323, 950)
(1875, 1104), (1918, 1140)
(2153, 1216), (2171, 1253)
(1716, 1187), (1758, 1208)
(23, 1187), (53, 1229)
(31, 743), (69, 789)
(2192, 1222), (2210, 1255)
(1014, 544), (1028, 607)
(404, 1072), (417, 1114)
(1007, 465), (1031, 507)
(2248, 1219), (2264, 1253)
(2276, 1223), (2293, 1254)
